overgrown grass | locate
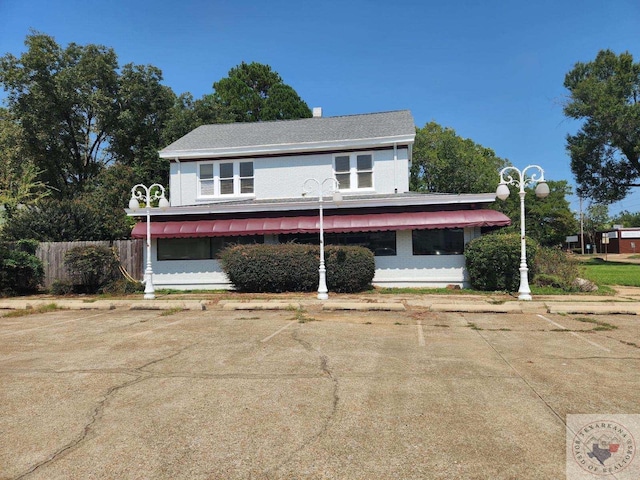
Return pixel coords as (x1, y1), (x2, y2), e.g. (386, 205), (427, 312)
(573, 316), (618, 331)
(159, 307), (188, 317)
(580, 258), (640, 287)
(2, 303), (63, 317)
(530, 284), (615, 296)
(290, 308), (317, 324)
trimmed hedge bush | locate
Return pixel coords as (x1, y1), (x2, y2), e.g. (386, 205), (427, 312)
(0, 239), (44, 296)
(220, 243), (375, 293)
(464, 233), (539, 292)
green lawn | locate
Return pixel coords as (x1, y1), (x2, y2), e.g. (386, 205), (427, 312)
(580, 258), (640, 287)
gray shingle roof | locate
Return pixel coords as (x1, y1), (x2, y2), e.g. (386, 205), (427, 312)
(160, 110), (415, 156)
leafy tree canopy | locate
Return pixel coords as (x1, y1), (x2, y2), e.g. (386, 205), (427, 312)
(564, 49), (640, 203)
(212, 61), (312, 122)
(0, 32), (177, 198)
(494, 180), (579, 247)
(582, 203), (610, 252)
(1, 199), (112, 242)
(0, 108), (49, 217)
(611, 210), (640, 228)
(410, 121), (509, 194)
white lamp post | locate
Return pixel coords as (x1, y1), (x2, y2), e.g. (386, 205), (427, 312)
(129, 183), (170, 300)
(303, 178), (342, 300)
(496, 165), (549, 301)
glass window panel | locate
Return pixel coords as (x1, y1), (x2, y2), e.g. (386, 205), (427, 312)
(240, 178), (254, 194)
(357, 154), (372, 171)
(336, 173), (350, 190)
(157, 238), (211, 260)
(220, 163), (233, 179)
(220, 179), (234, 194)
(278, 233), (319, 245)
(200, 179), (215, 196)
(369, 231), (396, 256)
(211, 235), (264, 259)
(324, 231), (396, 256)
(412, 229), (464, 255)
(239, 162), (253, 177)
(358, 172), (372, 188)
(335, 156), (350, 172)
(200, 163), (213, 179)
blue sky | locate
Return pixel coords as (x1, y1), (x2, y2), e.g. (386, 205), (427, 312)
(1, 0), (639, 215)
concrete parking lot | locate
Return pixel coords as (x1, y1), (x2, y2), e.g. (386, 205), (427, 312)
(1, 306), (639, 479)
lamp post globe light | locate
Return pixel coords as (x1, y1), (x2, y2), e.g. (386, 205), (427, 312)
(128, 183), (170, 300)
(496, 165), (549, 301)
(302, 178), (342, 300)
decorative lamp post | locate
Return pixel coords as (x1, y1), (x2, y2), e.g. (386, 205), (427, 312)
(302, 178), (342, 300)
(496, 165), (549, 301)
(129, 183), (170, 300)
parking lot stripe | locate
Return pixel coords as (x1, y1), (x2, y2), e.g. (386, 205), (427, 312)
(0, 312), (109, 337)
(536, 314), (611, 352)
(261, 321), (296, 343)
(127, 318), (187, 337)
(417, 320), (426, 346)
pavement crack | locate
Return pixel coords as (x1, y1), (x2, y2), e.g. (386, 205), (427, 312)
(263, 327), (340, 477)
(472, 328), (567, 428)
(11, 343), (199, 480)
(12, 374), (150, 480)
(137, 342), (200, 372)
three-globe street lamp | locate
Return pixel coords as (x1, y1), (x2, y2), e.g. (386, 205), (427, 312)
(302, 178), (342, 300)
(496, 165), (549, 301)
(129, 183), (170, 300)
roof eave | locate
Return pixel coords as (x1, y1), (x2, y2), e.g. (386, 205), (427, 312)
(126, 192), (497, 217)
(159, 134), (416, 160)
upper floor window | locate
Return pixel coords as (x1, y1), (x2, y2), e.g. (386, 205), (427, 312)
(198, 160), (254, 198)
(334, 153), (374, 191)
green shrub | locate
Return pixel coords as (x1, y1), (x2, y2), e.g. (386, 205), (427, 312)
(532, 247), (581, 291)
(464, 233), (539, 292)
(0, 239), (44, 295)
(220, 243), (375, 293)
(64, 245), (121, 293)
(50, 279), (75, 296)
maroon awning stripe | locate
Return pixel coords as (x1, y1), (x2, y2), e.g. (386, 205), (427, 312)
(131, 209), (510, 239)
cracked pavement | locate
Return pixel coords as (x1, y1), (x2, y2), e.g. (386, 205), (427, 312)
(1, 307), (639, 479)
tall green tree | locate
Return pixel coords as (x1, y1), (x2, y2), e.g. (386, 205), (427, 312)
(0, 32), (120, 198)
(611, 210), (640, 228)
(410, 122), (509, 194)
(212, 61), (312, 122)
(583, 203), (610, 252)
(564, 49), (640, 203)
(0, 32), (179, 198)
(0, 108), (49, 218)
(108, 63), (177, 184)
(494, 180), (579, 247)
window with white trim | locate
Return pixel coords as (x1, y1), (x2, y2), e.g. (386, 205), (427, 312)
(333, 153), (374, 190)
(198, 160), (254, 198)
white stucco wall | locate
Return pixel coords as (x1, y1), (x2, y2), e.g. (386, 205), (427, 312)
(145, 226), (480, 290)
(168, 147), (410, 207)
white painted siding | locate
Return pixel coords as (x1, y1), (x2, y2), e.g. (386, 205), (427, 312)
(168, 148), (410, 207)
(144, 226), (482, 290)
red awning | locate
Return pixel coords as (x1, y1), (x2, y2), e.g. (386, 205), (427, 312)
(131, 210), (510, 239)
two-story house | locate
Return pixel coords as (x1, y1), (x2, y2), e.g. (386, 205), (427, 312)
(129, 110), (510, 290)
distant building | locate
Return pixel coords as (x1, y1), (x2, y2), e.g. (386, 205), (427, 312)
(596, 228), (640, 254)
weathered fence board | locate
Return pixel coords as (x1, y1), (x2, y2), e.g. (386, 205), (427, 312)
(36, 240), (144, 289)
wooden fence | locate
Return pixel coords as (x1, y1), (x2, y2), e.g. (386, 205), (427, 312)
(36, 240), (144, 289)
